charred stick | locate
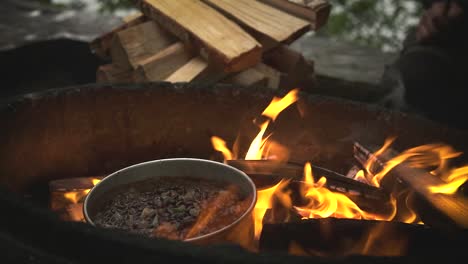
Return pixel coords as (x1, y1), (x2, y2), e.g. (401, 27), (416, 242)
(353, 142), (468, 230)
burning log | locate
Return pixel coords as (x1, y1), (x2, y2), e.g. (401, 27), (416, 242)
(353, 142), (468, 231)
(226, 159), (387, 201)
(49, 176), (103, 222)
(259, 218), (468, 257)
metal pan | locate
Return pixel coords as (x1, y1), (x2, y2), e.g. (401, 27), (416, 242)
(83, 158), (257, 245)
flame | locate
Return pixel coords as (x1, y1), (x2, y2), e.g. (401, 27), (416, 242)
(245, 121), (271, 160)
(211, 136), (233, 161)
(261, 89), (299, 121)
(362, 140), (467, 195)
(208, 88), (468, 256)
(64, 189), (91, 204)
(63, 178), (101, 204)
(211, 89), (299, 162)
(354, 170), (368, 183)
(428, 167), (468, 194)
(253, 179), (290, 239)
(295, 163), (396, 221)
(92, 179), (101, 186)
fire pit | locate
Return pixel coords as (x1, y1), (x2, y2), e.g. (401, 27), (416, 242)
(0, 82), (467, 263)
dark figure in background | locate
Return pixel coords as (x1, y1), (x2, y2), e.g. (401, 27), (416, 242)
(380, 0), (467, 130)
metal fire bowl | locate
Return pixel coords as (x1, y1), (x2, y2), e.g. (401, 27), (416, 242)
(1, 82), (468, 192)
(84, 158), (256, 245)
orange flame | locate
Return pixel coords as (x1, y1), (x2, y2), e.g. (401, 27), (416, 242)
(211, 89), (300, 162)
(295, 163), (396, 221)
(211, 136), (233, 161)
(63, 178), (101, 204)
(261, 89), (299, 121)
(253, 179), (290, 239)
(245, 121), (271, 160)
(363, 141), (467, 194)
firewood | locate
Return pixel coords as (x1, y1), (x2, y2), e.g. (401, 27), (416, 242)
(96, 64), (136, 83)
(224, 67), (268, 88)
(202, 0), (310, 46)
(139, 0), (262, 73)
(134, 42), (193, 82)
(353, 143), (468, 230)
(165, 56), (209, 83)
(263, 45), (315, 90)
(253, 63), (281, 90)
(110, 21), (176, 70)
(90, 12), (147, 59)
(258, 0), (331, 30)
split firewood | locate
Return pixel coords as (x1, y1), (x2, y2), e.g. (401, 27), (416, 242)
(165, 56), (209, 83)
(90, 12), (147, 60)
(96, 64), (136, 83)
(139, 0), (262, 73)
(263, 45), (315, 90)
(134, 42), (193, 82)
(224, 67), (269, 88)
(258, 0), (331, 30)
(110, 20), (177, 70)
(253, 63), (281, 90)
(202, 0), (310, 47)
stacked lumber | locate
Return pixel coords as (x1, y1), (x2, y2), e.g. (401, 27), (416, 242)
(91, 0), (331, 90)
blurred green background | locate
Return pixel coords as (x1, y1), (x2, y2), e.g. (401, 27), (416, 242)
(38, 0), (424, 53)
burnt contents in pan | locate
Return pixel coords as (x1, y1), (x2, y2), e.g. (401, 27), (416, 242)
(93, 177), (252, 240)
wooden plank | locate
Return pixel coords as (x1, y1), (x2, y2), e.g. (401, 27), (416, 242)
(135, 42), (193, 82)
(90, 12), (147, 59)
(96, 64), (136, 83)
(203, 0), (310, 45)
(139, 0), (262, 73)
(110, 21), (176, 70)
(165, 57), (209, 83)
(258, 0), (331, 30)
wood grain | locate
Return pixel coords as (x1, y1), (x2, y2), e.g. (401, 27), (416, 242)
(135, 42), (193, 82)
(165, 57), (209, 83)
(139, 0), (262, 72)
(258, 0), (331, 30)
(111, 21), (176, 70)
(203, 0), (310, 44)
